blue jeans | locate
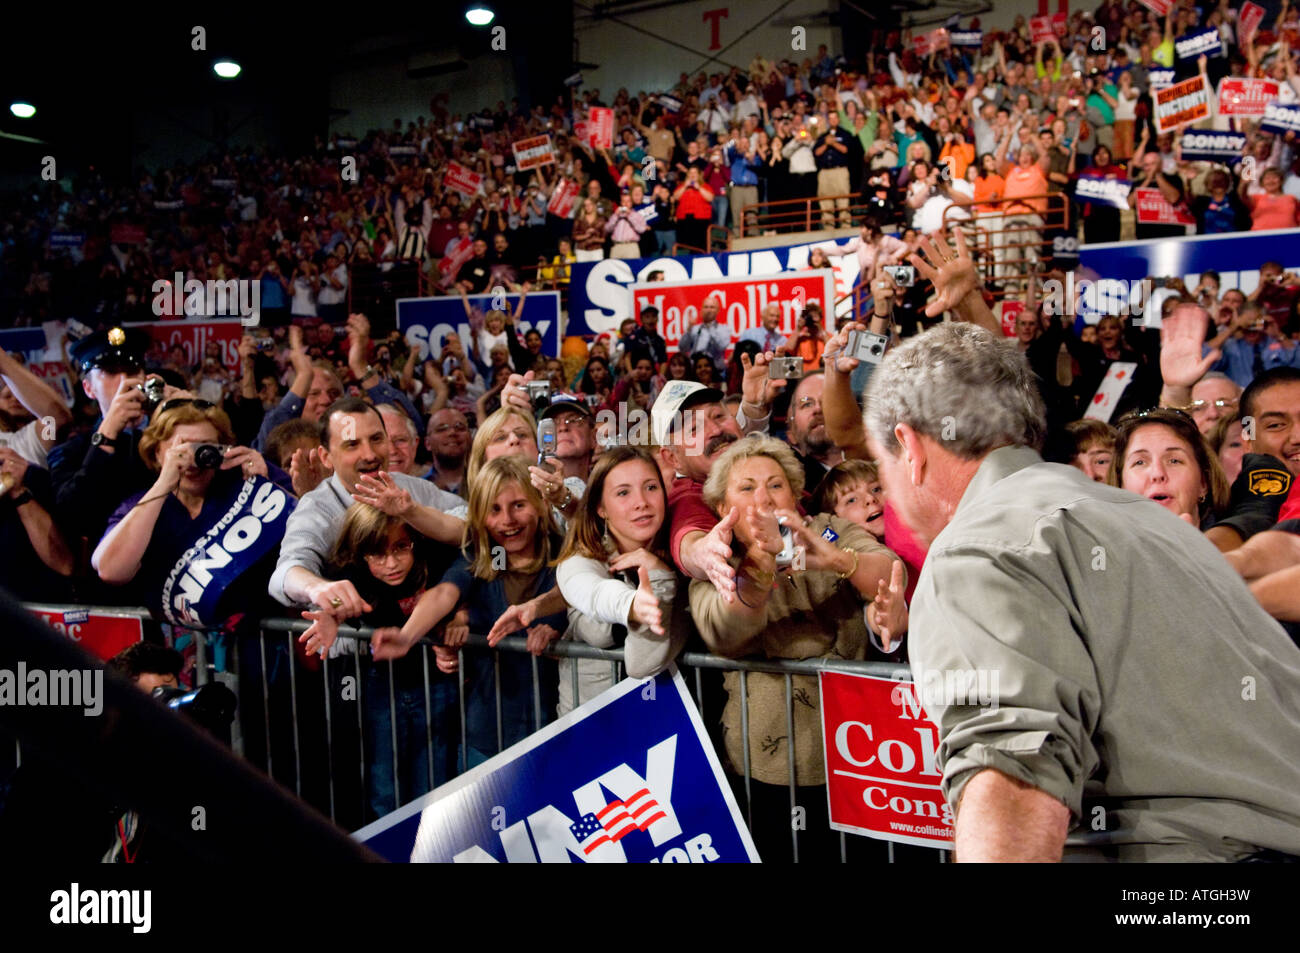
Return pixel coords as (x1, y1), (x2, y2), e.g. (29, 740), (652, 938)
(712, 194), (729, 229)
(653, 229), (676, 256)
(364, 664), (459, 821)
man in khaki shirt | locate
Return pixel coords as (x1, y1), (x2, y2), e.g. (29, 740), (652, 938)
(864, 320), (1300, 862)
(636, 102), (677, 164)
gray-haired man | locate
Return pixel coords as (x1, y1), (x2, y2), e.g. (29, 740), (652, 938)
(864, 320), (1300, 862)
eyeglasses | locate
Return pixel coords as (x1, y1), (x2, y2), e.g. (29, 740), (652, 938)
(363, 538), (415, 563)
(157, 398), (216, 415)
(796, 396), (822, 410)
(1117, 407), (1195, 426)
(1189, 398), (1239, 411)
(554, 414), (589, 430)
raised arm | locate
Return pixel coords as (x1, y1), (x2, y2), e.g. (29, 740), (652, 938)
(0, 346), (72, 447)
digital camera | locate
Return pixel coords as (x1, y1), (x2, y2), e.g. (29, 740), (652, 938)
(883, 265), (916, 288)
(767, 356), (803, 380)
(135, 377), (166, 411)
(845, 330), (889, 364)
(192, 443), (230, 470)
(525, 380), (552, 411)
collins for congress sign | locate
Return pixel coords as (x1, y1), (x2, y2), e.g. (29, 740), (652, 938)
(820, 670), (954, 849)
(568, 238), (868, 337)
(631, 270), (836, 355)
(355, 668), (760, 863)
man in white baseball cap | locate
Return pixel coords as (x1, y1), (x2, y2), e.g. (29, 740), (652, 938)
(650, 380), (744, 601)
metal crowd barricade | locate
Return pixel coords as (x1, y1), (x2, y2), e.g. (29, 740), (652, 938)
(10, 602), (944, 862)
(256, 616), (946, 863)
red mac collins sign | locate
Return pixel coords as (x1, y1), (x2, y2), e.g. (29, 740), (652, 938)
(28, 607), (144, 662)
(819, 671), (954, 848)
(628, 269), (835, 355)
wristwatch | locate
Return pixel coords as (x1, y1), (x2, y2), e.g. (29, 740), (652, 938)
(10, 488), (33, 507)
(90, 430), (119, 449)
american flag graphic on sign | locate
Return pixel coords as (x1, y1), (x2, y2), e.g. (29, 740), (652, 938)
(568, 789), (669, 855)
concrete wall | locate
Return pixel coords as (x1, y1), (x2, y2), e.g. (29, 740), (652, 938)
(573, 0), (838, 96)
(328, 52), (518, 138)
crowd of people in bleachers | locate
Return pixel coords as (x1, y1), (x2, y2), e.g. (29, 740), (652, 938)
(3, 0), (1300, 862)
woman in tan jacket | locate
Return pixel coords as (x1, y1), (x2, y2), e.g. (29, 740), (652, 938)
(689, 435), (904, 862)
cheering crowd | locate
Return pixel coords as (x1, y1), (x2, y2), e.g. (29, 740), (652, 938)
(3, 0), (1300, 863)
(6, 0), (1300, 329)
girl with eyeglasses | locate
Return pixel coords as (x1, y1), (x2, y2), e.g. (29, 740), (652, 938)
(369, 456), (565, 768)
(299, 503), (460, 819)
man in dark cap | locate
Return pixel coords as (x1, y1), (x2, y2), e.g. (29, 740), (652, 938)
(48, 327), (182, 562)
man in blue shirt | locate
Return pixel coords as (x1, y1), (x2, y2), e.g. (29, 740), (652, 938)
(677, 296), (732, 371)
(725, 136), (762, 234)
(815, 111), (855, 228)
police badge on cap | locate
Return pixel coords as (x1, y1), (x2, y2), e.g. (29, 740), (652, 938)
(68, 326), (151, 375)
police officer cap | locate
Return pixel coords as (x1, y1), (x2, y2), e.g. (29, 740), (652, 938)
(68, 326), (150, 375)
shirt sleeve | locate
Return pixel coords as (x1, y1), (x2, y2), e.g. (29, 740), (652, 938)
(268, 495), (335, 606)
(255, 392), (305, 452)
(624, 569), (684, 679)
(669, 491), (723, 574)
(910, 541), (1102, 820)
(556, 556), (636, 626)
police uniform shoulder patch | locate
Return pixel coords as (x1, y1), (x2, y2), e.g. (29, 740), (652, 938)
(1249, 469), (1291, 497)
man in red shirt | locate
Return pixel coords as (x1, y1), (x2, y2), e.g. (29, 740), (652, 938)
(650, 380), (743, 600)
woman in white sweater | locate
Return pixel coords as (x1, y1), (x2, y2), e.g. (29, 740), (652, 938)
(554, 446), (684, 715)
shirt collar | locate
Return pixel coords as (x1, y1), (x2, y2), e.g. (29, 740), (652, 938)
(953, 445), (1044, 517)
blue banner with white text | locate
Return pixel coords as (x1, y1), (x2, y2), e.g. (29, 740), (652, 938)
(396, 291), (561, 361)
(354, 668), (760, 863)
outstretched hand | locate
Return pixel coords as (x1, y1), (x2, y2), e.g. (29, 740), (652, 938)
(909, 229), (979, 318)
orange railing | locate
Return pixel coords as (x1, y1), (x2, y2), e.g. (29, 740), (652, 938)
(942, 192), (1070, 300)
(739, 193), (876, 237)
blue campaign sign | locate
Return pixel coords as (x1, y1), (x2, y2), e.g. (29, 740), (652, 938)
(1080, 228), (1300, 295)
(1175, 27), (1223, 60)
(569, 237), (867, 337)
(950, 30), (982, 46)
(1074, 175), (1132, 209)
(354, 668), (760, 863)
(1261, 103), (1300, 136)
(396, 290), (562, 361)
(0, 327), (49, 353)
(1179, 129), (1246, 162)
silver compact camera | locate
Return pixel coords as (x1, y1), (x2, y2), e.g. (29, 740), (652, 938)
(883, 264), (916, 288)
(767, 356), (803, 380)
(524, 380), (551, 410)
(135, 377), (166, 411)
(774, 525), (797, 568)
(845, 330), (889, 365)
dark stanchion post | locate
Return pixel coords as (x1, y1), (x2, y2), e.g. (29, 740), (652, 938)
(286, 632), (302, 798)
(322, 654), (336, 823)
(422, 651), (435, 793)
(531, 654), (542, 731)
(740, 669), (752, 831)
(494, 651), (504, 754)
(259, 632), (273, 778)
(387, 661), (399, 815)
(785, 673), (798, 863)
(352, 639), (366, 811)
(457, 650), (468, 775)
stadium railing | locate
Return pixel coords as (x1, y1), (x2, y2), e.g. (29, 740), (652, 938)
(13, 602), (946, 863)
(942, 192), (1070, 300)
(738, 193), (876, 237)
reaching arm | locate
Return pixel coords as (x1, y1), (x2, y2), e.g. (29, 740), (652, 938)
(0, 347), (71, 447)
